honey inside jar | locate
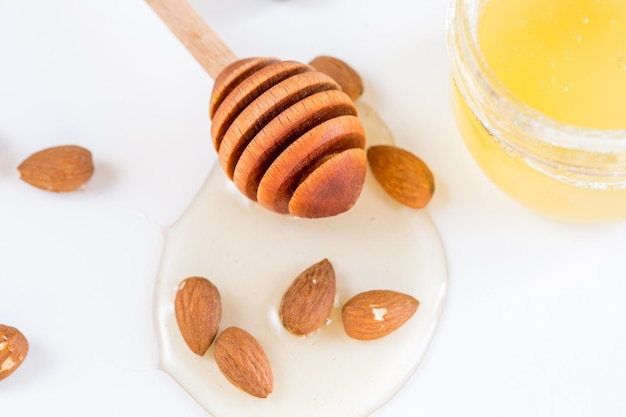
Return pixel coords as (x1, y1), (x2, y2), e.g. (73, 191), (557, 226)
(480, 0), (626, 130)
(448, 0), (626, 222)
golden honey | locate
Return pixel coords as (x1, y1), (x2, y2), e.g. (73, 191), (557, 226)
(447, 0), (626, 222)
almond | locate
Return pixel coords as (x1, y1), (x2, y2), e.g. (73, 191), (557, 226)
(174, 276), (222, 356)
(342, 290), (419, 341)
(0, 324), (29, 382)
(18, 145), (94, 192)
(214, 326), (273, 398)
(279, 259), (336, 336)
(367, 145), (435, 209)
(309, 55), (364, 101)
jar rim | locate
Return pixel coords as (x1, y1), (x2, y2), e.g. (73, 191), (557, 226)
(446, 0), (626, 154)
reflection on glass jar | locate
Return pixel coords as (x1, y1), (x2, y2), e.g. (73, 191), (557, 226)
(446, 0), (626, 222)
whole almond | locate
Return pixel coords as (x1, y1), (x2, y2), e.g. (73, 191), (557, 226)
(0, 324), (29, 382)
(18, 145), (94, 192)
(174, 277), (222, 356)
(367, 145), (435, 209)
(279, 259), (336, 336)
(309, 55), (364, 101)
(342, 290), (419, 341)
(214, 326), (273, 398)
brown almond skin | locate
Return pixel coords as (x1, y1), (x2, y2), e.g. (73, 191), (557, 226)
(0, 324), (29, 382)
(18, 145), (94, 192)
(174, 277), (222, 356)
(309, 55), (364, 101)
(367, 145), (435, 209)
(214, 327), (273, 398)
(342, 290), (419, 341)
(280, 259), (336, 336)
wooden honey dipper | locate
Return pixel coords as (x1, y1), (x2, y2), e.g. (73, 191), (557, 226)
(146, 0), (367, 218)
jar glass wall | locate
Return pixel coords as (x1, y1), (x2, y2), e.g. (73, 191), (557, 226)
(446, 0), (626, 222)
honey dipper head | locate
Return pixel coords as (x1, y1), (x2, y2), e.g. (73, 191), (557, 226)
(209, 57), (367, 218)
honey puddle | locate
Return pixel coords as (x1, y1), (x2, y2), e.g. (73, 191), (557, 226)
(154, 102), (448, 417)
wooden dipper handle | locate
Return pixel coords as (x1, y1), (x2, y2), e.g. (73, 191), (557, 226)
(144, 0), (368, 218)
(146, 0), (238, 78)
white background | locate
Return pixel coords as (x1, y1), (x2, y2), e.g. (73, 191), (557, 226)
(1, 0), (626, 416)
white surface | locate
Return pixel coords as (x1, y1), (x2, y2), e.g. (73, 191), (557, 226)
(1, 1), (625, 416)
